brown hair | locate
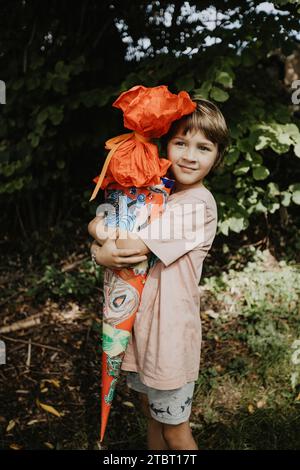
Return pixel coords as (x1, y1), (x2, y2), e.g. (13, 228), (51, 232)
(160, 97), (230, 171)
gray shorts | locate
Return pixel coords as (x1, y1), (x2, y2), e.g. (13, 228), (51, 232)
(126, 371), (195, 425)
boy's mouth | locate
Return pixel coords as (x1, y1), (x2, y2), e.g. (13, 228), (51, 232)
(178, 164), (197, 173)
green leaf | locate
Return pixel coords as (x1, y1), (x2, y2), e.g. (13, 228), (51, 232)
(277, 132), (292, 146)
(290, 184), (300, 205)
(228, 217), (244, 233)
(225, 147), (239, 166)
(28, 133), (40, 148)
(219, 220), (230, 236)
(270, 141), (289, 154)
(15, 178), (24, 190)
(292, 191), (300, 205)
(193, 81), (212, 99)
(285, 123), (300, 139)
(252, 165), (270, 180)
(269, 202), (280, 214)
(255, 201), (268, 213)
(214, 71), (233, 88)
(245, 152), (263, 164)
(255, 135), (271, 151)
(37, 109), (48, 126)
(281, 191), (291, 207)
(49, 107), (64, 126)
(55, 61), (65, 74)
(210, 87), (229, 102)
(30, 57), (45, 71)
(254, 122), (298, 154)
(267, 182), (280, 197)
(233, 161), (251, 175)
(237, 140), (252, 152)
(294, 142), (300, 158)
(56, 160), (65, 170)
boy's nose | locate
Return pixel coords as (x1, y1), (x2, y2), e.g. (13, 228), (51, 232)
(183, 151), (196, 162)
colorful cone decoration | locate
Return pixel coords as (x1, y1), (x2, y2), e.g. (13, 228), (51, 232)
(89, 85), (196, 443)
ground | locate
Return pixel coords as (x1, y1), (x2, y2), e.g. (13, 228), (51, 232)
(0, 230), (300, 450)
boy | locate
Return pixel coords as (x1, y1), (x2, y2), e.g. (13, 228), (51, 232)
(89, 98), (229, 450)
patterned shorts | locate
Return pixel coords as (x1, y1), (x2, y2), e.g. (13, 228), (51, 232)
(126, 371), (195, 425)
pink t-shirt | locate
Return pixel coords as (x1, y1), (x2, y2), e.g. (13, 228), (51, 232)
(121, 185), (218, 390)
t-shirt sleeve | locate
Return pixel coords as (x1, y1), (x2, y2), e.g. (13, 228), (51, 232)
(138, 196), (215, 267)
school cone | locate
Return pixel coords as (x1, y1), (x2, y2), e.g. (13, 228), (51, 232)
(100, 182), (173, 442)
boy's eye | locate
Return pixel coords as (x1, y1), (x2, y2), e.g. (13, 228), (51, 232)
(175, 141), (185, 146)
(174, 141), (210, 151)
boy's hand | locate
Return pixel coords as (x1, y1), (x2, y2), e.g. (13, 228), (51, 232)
(88, 215), (117, 246)
(90, 240), (148, 269)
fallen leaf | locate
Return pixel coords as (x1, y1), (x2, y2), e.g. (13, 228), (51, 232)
(122, 401), (135, 408)
(6, 420), (16, 432)
(190, 422), (202, 429)
(41, 379), (60, 389)
(248, 404), (255, 414)
(37, 399), (61, 417)
(205, 310), (219, 319)
(256, 399), (266, 408)
(44, 442), (54, 449)
(27, 419), (41, 426)
(9, 444), (22, 450)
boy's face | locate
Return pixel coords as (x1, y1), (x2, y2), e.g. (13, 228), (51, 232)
(167, 126), (218, 190)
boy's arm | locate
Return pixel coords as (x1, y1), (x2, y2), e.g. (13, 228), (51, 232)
(116, 229), (150, 255)
(90, 240), (148, 269)
(88, 216), (149, 268)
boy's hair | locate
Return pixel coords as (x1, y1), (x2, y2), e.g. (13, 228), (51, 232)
(161, 97), (230, 171)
